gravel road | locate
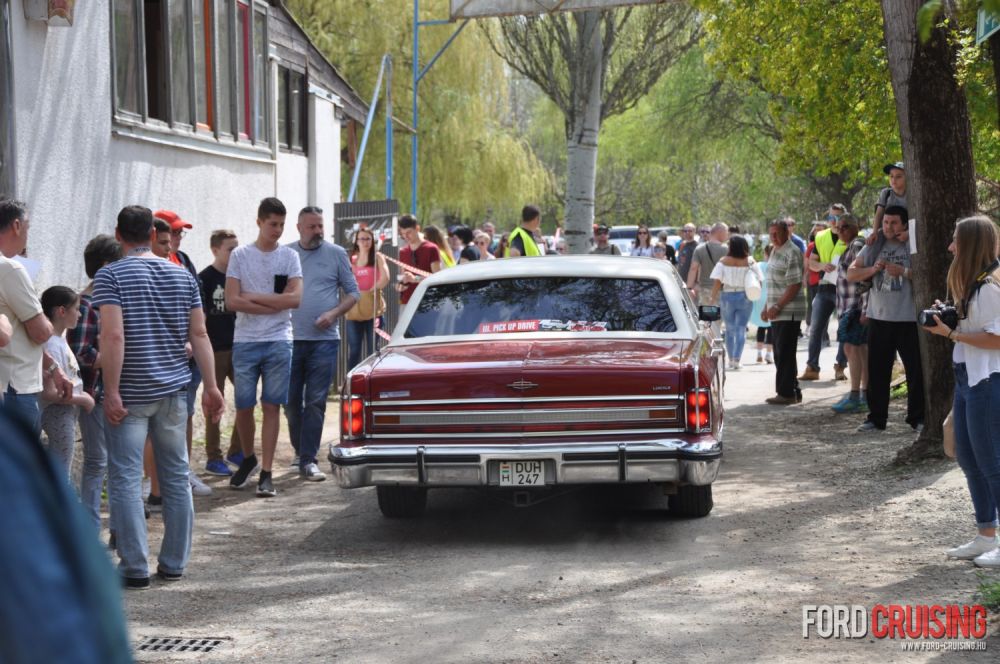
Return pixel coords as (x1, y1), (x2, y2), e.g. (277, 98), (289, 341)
(125, 344), (999, 663)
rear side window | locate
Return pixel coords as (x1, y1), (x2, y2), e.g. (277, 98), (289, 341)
(405, 277), (676, 338)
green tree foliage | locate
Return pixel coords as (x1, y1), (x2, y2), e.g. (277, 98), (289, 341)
(521, 45), (831, 230)
(694, 0), (899, 205)
(286, 0), (552, 226)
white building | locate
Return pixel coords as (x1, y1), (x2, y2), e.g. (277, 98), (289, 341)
(0, 0), (367, 288)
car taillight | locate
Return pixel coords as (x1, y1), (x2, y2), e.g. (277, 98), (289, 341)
(341, 395), (365, 440)
(686, 389), (711, 432)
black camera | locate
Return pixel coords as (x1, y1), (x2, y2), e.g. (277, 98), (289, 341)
(918, 304), (958, 329)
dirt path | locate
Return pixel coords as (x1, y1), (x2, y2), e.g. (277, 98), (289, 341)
(125, 342), (999, 663)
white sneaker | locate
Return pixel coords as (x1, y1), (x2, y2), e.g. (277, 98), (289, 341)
(300, 462), (327, 482)
(947, 535), (1000, 560)
(974, 547), (1000, 568)
(189, 471), (212, 496)
(972, 547), (1000, 569)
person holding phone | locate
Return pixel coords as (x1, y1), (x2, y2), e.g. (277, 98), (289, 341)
(224, 198), (302, 498)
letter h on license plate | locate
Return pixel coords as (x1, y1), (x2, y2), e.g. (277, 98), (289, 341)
(498, 460), (545, 487)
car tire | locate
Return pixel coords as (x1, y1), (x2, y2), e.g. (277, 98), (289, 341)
(376, 485), (428, 518)
(668, 484), (713, 517)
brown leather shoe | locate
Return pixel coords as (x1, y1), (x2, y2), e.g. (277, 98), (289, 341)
(833, 363), (847, 381)
(798, 367), (820, 381)
(766, 394), (797, 405)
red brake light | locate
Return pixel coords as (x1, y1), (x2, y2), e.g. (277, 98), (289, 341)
(342, 396), (365, 440)
(686, 391), (709, 410)
(686, 389), (711, 431)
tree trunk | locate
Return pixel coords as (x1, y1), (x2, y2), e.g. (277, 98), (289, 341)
(564, 11), (604, 255)
(880, 1), (977, 462)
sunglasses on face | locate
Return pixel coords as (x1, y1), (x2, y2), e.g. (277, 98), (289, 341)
(596, 230), (609, 235)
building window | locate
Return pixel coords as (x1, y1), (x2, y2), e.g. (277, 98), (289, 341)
(253, 9), (268, 143)
(111, 0), (269, 145)
(276, 64), (306, 153)
(113, 0), (141, 115)
(0, 0), (13, 196)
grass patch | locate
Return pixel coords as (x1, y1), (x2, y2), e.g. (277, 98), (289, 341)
(977, 573), (1000, 612)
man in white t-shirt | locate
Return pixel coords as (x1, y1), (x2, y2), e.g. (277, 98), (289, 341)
(225, 198), (303, 497)
(0, 199), (72, 434)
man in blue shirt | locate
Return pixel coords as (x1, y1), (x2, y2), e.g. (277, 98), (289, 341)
(285, 207), (359, 481)
(95, 205), (224, 588)
(785, 217), (807, 253)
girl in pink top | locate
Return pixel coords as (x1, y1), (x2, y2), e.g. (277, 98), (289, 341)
(346, 228), (390, 369)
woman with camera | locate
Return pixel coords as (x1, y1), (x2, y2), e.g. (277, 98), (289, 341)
(925, 216), (1000, 568)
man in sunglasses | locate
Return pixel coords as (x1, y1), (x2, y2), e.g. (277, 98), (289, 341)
(588, 224), (621, 255)
(676, 223), (698, 282)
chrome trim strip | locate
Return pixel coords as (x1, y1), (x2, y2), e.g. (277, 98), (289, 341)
(369, 395), (683, 407)
(360, 427), (688, 439)
(373, 406), (678, 426)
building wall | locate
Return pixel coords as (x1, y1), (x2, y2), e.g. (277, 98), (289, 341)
(10, 3), (344, 289)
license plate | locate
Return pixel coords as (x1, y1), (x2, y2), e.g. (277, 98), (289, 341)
(499, 460), (545, 487)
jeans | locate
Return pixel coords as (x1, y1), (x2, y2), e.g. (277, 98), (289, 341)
(807, 287), (847, 370)
(232, 341), (294, 409)
(953, 364), (1000, 528)
(866, 319), (924, 428)
(771, 320), (802, 398)
(186, 361), (201, 417)
(285, 340), (339, 466)
(346, 318), (382, 369)
(41, 404), (77, 480)
(720, 291), (753, 363)
(105, 391), (192, 579)
(79, 401), (109, 532)
(3, 385), (40, 437)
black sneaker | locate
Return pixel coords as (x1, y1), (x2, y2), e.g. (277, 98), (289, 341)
(123, 576), (150, 590)
(156, 566), (183, 582)
(229, 454), (260, 490)
(256, 473), (277, 498)
(147, 494), (163, 513)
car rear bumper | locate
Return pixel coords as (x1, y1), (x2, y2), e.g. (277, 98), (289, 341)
(328, 439), (721, 488)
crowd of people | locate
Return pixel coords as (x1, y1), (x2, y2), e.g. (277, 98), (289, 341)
(0, 197), (369, 589)
(3, 154), (1000, 591)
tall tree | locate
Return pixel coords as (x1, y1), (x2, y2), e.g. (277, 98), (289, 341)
(881, 1), (978, 460)
(695, 0), (897, 212)
(486, 6), (699, 253)
(287, 0), (552, 225)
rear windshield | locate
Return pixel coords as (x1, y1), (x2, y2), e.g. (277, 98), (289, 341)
(404, 277), (676, 338)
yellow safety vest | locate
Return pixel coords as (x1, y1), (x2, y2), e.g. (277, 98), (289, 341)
(505, 226), (542, 257)
(439, 248), (456, 268)
(815, 228), (846, 263)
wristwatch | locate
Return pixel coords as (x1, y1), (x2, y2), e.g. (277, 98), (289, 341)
(45, 363), (58, 376)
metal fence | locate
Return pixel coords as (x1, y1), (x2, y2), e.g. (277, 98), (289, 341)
(332, 200), (402, 393)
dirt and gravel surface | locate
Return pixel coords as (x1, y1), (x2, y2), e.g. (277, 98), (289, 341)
(123, 342), (1000, 663)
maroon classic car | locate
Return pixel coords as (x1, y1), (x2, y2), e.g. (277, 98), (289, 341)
(329, 256), (724, 518)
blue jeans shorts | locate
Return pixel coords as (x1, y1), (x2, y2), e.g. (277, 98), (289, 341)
(232, 341), (293, 410)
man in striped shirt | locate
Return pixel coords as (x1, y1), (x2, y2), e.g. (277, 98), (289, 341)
(94, 205), (224, 589)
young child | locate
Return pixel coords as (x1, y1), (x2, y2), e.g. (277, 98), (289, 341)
(40, 286), (95, 478)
